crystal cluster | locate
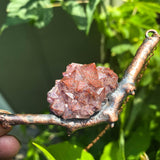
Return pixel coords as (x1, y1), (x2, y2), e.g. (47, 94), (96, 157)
(47, 63), (118, 119)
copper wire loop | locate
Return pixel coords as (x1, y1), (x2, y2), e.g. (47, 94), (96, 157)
(145, 29), (159, 38)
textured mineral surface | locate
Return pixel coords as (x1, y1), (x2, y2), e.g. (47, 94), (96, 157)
(47, 63), (118, 119)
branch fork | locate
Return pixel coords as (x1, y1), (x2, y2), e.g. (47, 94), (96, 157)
(0, 29), (160, 132)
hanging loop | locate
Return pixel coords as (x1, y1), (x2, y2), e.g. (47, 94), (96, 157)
(145, 29), (159, 38)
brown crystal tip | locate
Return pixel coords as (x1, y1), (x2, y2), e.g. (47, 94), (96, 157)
(47, 63), (118, 119)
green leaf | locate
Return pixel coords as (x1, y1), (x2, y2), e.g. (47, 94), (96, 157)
(111, 44), (133, 55)
(62, 1), (87, 31)
(128, 15), (156, 29)
(125, 126), (151, 159)
(47, 141), (94, 160)
(1, 0), (53, 33)
(125, 88), (147, 136)
(140, 69), (152, 86)
(32, 142), (55, 160)
(80, 150), (95, 160)
(86, 0), (101, 34)
(100, 141), (121, 160)
(156, 149), (160, 160)
(119, 129), (125, 160)
(137, 2), (160, 15)
(139, 152), (149, 160)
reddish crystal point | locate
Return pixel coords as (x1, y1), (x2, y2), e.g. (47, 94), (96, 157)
(47, 63), (118, 119)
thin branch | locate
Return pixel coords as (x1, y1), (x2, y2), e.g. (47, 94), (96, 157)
(100, 33), (106, 63)
(48, 0), (89, 8)
(84, 124), (110, 151)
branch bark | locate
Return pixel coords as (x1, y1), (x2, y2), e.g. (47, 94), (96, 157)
(0, 29), (160, 132)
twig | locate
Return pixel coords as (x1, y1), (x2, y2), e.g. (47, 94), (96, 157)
(84, 124), (110, 151)
(0, 29), (159, 132)
(100, 33), (106, 63)
(48, 0), (89, 8)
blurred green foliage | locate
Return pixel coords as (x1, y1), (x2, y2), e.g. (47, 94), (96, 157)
(1, 0), (160, 159)
(0, 0), (53, 33)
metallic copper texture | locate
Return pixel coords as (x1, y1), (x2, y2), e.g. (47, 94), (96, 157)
(0, 29), (160, 132)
